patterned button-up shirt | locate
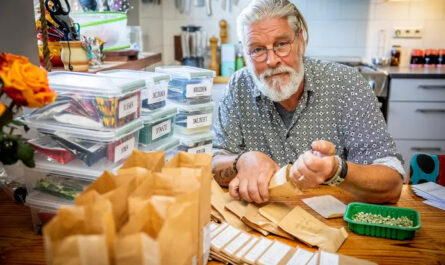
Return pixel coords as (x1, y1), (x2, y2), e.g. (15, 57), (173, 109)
(213, 57), (404, 175)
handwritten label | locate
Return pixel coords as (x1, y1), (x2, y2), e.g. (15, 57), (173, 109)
(235, 237), (259, 259)
(211, 223), (228, 238)
(186, 82), (212, 98)
(319, 251), (339, 265)
(257, 241), (291, 265)
(244, 238), (273, 263)
(119, 95), (138, 119)
(147, 86), (167, 104)
(187, 113), (212, 129)
(286, 248), (314, 265)
(188, 143), (212, 154)
(152, 120), (171, 140)
(224, 233), (251, 255)
(211, 226), (240, 250)
(114, 137), (135, 162)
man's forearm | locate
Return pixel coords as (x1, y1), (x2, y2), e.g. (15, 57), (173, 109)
(212, 154), (238, 186)
(340, 162), (403, 203)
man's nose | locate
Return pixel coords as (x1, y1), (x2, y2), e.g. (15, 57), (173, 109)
(266, 49), (281, 67)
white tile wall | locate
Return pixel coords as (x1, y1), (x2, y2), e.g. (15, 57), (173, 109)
(139, 0), (445, 65)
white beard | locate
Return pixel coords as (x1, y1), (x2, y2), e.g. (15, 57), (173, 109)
(248, 54), (305, 102)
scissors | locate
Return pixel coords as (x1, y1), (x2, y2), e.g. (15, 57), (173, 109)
(45, 0), (79, 41)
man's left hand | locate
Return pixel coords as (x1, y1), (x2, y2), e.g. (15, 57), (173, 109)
(289, 140), (338, 188)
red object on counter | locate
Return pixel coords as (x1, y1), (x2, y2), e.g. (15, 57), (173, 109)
(438, 49), (445, 67)
(410, 49), (424, 67)
(424, 49), (438, 67)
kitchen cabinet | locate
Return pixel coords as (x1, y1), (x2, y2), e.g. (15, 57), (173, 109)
(387, 76), (445, 177)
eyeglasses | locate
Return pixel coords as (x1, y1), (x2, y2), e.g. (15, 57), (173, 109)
(248, 33), (298, 63)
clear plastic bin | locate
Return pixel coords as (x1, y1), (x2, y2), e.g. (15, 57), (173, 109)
(23, 72), (144, 130)
(26, 119), (143, 177)
(139, 106), (177, 147)
(178, 131), (213, 154)
(140, 137), (180, 162)
(71, 12), (130, 51)
(170, 101), (213, 135)
(25, 191), (74, 234)
(155, 66), (215, 104)
(98, 70), (170, 112)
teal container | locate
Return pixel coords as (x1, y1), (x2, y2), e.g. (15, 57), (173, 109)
(139, 107), (177, 146)
(344, 202), (421, 240)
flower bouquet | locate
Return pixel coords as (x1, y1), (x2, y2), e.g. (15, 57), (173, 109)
(0, 52), (57, 168)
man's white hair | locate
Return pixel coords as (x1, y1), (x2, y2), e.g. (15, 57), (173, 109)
(236, 0), (309, 47)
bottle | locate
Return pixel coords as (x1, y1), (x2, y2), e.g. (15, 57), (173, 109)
(235, 41), (245, 71)
(410, 49), (424, 68)
(390, 45), (401, 66)
(424, 49), (438, 67)
(438, 49), (445, 68)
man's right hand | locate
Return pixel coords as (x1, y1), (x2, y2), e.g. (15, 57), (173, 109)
(228, 151), (280, 204)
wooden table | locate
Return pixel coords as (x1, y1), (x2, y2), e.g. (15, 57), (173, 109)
(1, 185), (444, 265)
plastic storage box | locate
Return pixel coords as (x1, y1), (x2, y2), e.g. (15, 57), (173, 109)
(178, 131), (213, 154)
(26, 191), (74, 234)
(140, 137), (180, 162)
(170, 101), (213, 135)
(155, 66), (215, 104)
(139, 106), (177, 147)
(344, 202), (421, 240)
(71, 12), (130, 51)
(26, 72), (143, 129)
(98, 70), (170, 112)
(24, 119), (143, 176)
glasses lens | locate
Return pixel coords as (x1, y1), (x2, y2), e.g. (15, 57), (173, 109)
(251, 51), (267, 62)
(275, 44), (292, 57)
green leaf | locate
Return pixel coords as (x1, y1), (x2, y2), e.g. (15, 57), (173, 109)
(10, 119), (26, 127)
(17, 138), (35, 168)
(0, 108), (13, 128)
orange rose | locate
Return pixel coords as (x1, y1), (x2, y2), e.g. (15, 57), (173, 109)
(0, 57), (56, 108)
(0, 102), (5, 116)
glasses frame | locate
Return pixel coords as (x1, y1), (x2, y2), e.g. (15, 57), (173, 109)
(247, 32), (299, 63)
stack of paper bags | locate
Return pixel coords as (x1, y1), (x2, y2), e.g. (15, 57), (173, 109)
(209, 222), (376, 265)
(43, 150), (212, 265)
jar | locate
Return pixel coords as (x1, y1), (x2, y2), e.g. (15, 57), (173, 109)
(410, 49), (424, 67)
(390, 45), (401, 66)
(437, 49), (445, 67)
(60, 41), (89, 72)
(424, 49), (438, 67)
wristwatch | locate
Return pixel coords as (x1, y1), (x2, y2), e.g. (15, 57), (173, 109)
(323, 156), (348, 186)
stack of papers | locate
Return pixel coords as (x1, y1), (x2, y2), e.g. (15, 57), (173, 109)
(412, 182), (445, 210)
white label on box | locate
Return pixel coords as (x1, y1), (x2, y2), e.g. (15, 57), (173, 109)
(286, 248), (314, 265)
(211, 223), (228, 238)
(211, 225), (240, 250)
(114, 137), (135, 162)
(319, 251), (339, 265)
(224, 233), (251, 255)
(152, 120), (171, 140)
(257, 241), (291, 265)
(235, 237), (259, 259)
(186, 82), (212, 98)
(210, 222), (219, 232)
(203, 222), (212, 264)
(187, 113), (212, 129)
(306, 252), (319, 265)
(188, 143), (212, 154)
(244, 238), (273, 263)
(148, 86), (167, 104)
(119, 95), (138, 119)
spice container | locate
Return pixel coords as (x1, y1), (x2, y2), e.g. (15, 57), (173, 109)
(438, 49), (445, 67)
(344, 202), (421, 240)
(22, 119), (143, 174)
(170, 101), (213, 135)
(41, 72), (143, 129)
(98, 70), (170, 112)
(25, 191), (74, 234)
(410, 49), (424, 67)
(155, 66), (215, 104)
(178, 131), (213, 154)
(424, 49), (438, 67)
(139, 106), (177, 147)
(390, 45), (401, 67)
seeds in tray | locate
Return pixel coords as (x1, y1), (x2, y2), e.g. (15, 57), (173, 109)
(352, 212), (414, 228)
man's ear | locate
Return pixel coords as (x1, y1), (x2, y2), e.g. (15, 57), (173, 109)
(297, 27), (306, 55)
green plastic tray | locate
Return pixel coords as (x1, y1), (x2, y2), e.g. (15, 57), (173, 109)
(344, 202), (421, 240)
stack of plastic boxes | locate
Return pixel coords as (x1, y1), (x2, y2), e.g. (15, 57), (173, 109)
(98, 70), (180, 161)
(155, 66), (215, 154)
(20, 72), (144, 233)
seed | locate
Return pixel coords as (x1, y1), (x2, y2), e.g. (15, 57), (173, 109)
(352, 212), (414, 228)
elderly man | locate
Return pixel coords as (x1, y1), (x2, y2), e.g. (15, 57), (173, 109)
(212, 0), (404, 204)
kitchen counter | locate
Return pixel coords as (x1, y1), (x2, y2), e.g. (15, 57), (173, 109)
(379, 66), (445, 79)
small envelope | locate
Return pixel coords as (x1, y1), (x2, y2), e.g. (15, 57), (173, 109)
(302, 195), (347, 219)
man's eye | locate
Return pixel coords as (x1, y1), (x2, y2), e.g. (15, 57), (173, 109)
(251, 47), (265, 54)
(276, 41), (289, 47)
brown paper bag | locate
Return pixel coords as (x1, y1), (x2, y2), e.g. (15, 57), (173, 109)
(43, 200), (116, 265)
(278, 206), (348, 252)
(269, 165), (303, 200)
(116, 195), (196, 265)
(120, 150), (165, 172)
(258, 202), (293, 224)
(242, 203), (293, 239)
(165, 152), (213, 265)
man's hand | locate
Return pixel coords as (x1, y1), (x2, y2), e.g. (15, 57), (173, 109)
(289, 140), (338, 189)
(228, 151), (280, 204)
